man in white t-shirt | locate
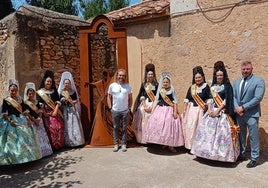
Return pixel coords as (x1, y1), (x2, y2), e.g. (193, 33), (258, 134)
(107, 69), (133, 152)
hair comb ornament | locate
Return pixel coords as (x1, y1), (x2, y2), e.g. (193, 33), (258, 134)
(161, 72), (171, 80)
(25, 82), (36, 91)
(8, 79), (19, 88)
(24, 82), (36, 100)
(6, 79), (20, 98)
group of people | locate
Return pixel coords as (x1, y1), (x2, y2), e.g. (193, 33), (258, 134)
(0, 61), (265, 168)
(0, 70), (85, 165)
(109, 61), (265, 168)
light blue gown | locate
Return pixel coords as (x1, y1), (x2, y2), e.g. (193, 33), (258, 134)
(0, 98), (42, 165)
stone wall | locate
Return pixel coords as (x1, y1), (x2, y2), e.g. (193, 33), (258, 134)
(126, 1), (268, 150)
(0, 22), (8, 45)
(0, 22), (9, 99)
(0, 18), (16, 100)
(0, 5), (89, 103)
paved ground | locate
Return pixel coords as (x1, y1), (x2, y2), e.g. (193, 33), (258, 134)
(1, 145), (268, 188)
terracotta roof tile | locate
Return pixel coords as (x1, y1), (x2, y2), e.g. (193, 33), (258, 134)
(104, 0), (170, 23)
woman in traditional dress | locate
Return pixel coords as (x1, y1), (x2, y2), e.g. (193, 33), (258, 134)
(182, 66), (212, 150)
(191, 62), (240, 162)
(0, 79), (41, 165)
(133, 63), (158, 144)
(24, 82), (53, 157)
(145, 72), (184, 152)
(58, 71), (85, 147)
(36, 70), (65, 150)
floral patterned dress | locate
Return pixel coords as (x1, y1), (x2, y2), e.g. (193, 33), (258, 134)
(145, 88), (184, 147)
(24, 100), (53, 157)
(182, 83), (211, 150)
(0, 97), (41, 165)
(133, 82), (158, 144)
(36, 88), (65, 150)
(60, 90), (85, 147)
(190, 84), (240, 162)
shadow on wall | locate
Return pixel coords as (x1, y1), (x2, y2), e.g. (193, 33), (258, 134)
(128, 19), (170, 39)
(81, 102), (91, 143)
(0, 149), (83, 187)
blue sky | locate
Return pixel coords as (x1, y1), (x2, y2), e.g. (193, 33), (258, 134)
(130, 0), (141, 5)
(12, 0), (141, 9)
(12, 0), (26, 9)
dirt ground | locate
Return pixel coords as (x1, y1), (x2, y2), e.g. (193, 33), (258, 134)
(1, 145), (268, 188)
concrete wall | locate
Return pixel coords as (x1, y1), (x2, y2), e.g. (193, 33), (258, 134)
(127, 36), (142, 108)
(126, 1), (268, 150)
(171, 0), (197, 15)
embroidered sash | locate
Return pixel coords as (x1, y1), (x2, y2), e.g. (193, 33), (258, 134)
(24, 100), (39, 114)
(37, 89), (63, 118)
(160, 88), (174, 107)
(5, 96), (23, 114)
(210, 89), (240, 142)
(144, 83), (155, 102)
(191, 84), (206, 111)
(61, 90), (71, 100)
(5, 96), (31, 126)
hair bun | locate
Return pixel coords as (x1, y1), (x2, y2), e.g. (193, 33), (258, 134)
(193, 66), (204, 75)
(214, 61), (225, 72)
(43, 70), (54, 79)
(145, 63), (155, 73)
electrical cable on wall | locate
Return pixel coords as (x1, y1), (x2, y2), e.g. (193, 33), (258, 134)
(196, 0), (268, 23)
